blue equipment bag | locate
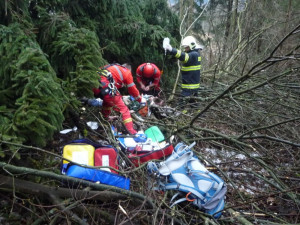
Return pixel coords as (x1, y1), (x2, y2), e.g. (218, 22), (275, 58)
(61, 139), (130, 190)
(66, 165), (130, 190)
(147, 142), (227, 218)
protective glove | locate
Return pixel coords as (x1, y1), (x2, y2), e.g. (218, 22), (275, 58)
(163, 37), (172, 52)
(164, 44), (172, 52)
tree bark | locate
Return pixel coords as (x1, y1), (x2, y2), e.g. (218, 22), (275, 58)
(0, 174), (127, 202)
(222, 0), (233, 57)
(0, 162), (155, 209)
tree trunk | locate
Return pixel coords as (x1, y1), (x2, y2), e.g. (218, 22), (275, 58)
(179, 0), (184, 20)
(188, 0), (194, 27)
(0, 174), (127, 202)
(229, 0), (238, 36)
(222, 0), (233, 57)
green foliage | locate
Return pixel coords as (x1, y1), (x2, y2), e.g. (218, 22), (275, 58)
(142, 0), (179, 34)
(36, 10), (107, 98)
(0, 23), (66, 149)
(51, 27), (106, 97)
(0, 0), (31, 26)
(0, 0), (180, 151)
(61, 0), (179, 88)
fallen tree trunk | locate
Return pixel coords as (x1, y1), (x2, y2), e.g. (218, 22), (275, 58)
(0, 174), (127, 202)
(0, 162), (155, 209)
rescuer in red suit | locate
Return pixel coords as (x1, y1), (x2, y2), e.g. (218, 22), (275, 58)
(136, 63), (161, 96)
(93, 63), (146, 134)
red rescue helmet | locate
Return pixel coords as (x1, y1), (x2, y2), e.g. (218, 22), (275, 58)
(142, 63), (155, 78)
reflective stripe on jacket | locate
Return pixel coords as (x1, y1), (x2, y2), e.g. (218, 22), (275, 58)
(102, 64), (142, 102)
(171, 49), (201, 90)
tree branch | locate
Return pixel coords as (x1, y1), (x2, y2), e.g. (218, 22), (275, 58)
(0, 162), (155, 209)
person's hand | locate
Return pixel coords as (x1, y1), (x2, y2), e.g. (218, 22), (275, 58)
(141, 84), (147, 91)
(144, 86), (150, 91)
(164, 44), (172, 51)
(163, 37), (172, 52)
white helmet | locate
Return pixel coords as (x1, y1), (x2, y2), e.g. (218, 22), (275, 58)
(181, 36), (202, 50)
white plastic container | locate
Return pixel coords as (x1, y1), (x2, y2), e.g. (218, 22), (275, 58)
(163, 37), (170, 50)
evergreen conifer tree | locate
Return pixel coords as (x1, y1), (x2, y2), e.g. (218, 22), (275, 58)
(0, 23), (66, 151)
(0, 0), (179, 153)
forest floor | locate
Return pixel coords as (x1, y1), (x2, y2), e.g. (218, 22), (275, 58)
(47, 94), (300, 225)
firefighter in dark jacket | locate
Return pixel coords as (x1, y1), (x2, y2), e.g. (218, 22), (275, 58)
(164, 36), (202, 108)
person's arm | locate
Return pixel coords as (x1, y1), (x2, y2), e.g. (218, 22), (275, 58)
(136, 73), (143, 86)
(164, 43), (190, 63)
(152, 69), (161, 87)
(136, 66), (146, 90)
(139, 81), (146, 90)
(125, 71), (142, 102)
(145, 83), (155, 90)
(171, 49), (190, 63)
(145, 68), (161, 90)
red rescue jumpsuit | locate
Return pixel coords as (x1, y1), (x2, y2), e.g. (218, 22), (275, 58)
(93, 64), (142, 134)
(136, 63), (161, 93)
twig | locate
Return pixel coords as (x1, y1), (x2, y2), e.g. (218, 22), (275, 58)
(227, 208), (253, 225)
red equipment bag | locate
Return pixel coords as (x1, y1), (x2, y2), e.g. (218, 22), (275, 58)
(94, 147), (119, 174)
(128, 144), (174, 166)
